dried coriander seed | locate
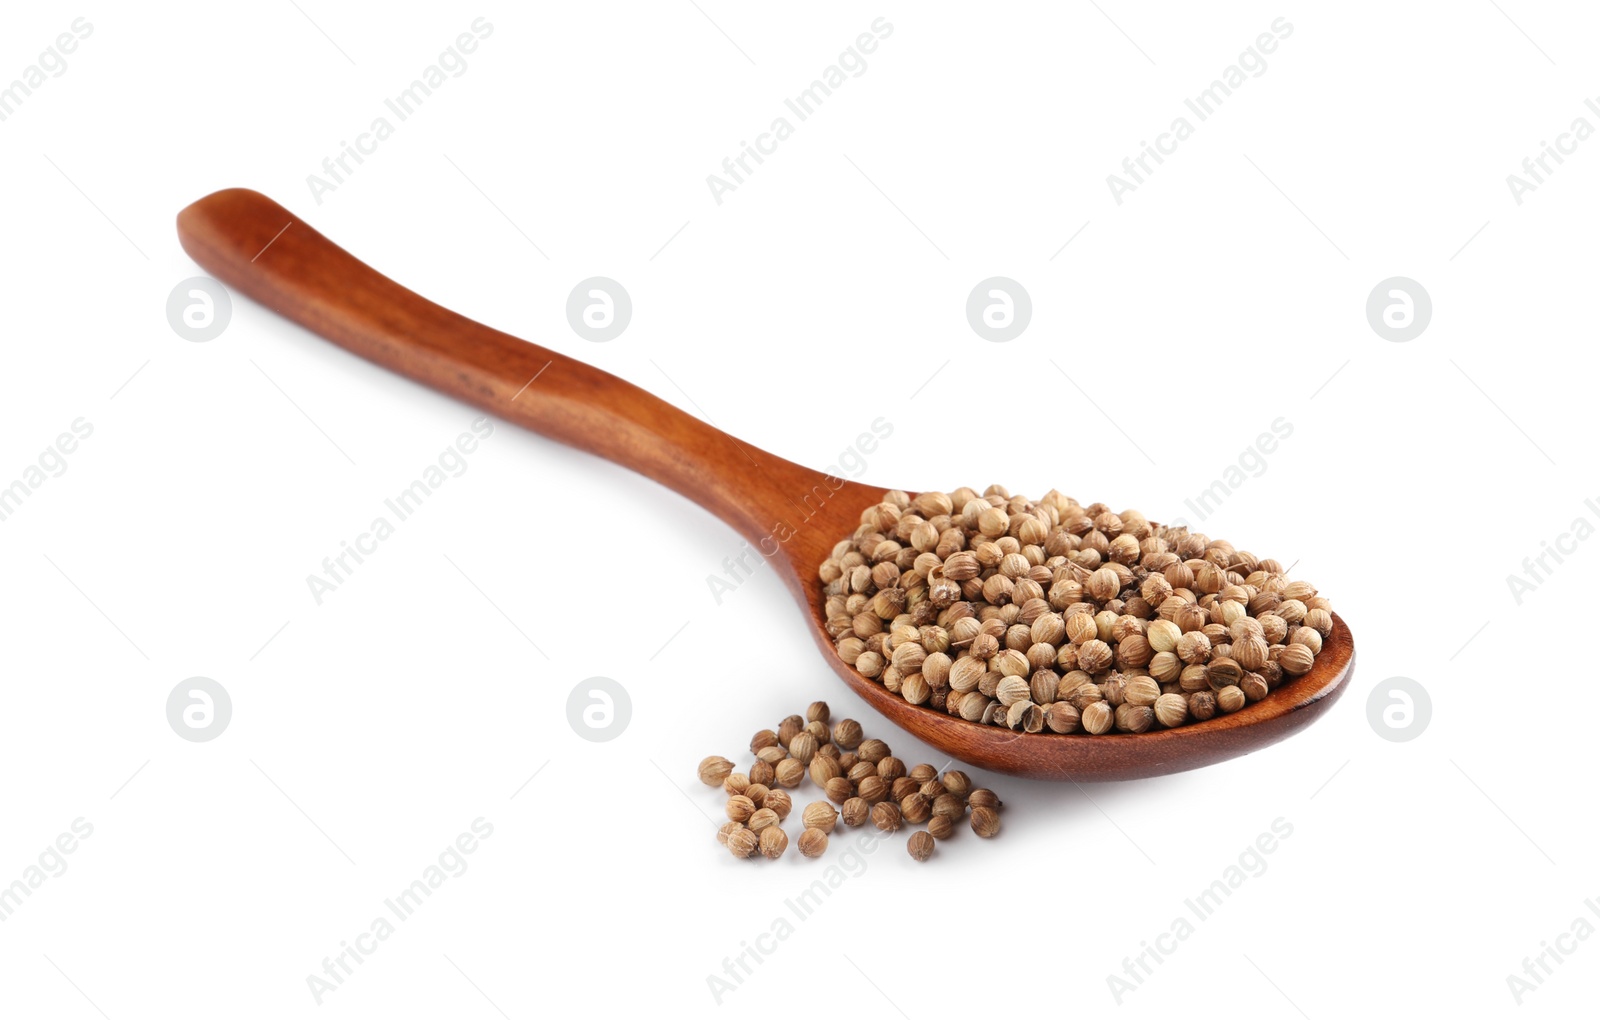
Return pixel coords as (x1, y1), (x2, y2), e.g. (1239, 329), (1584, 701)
(968, 788), (1001, 811)
(807, 701), (830, 725)
(941, 770), (972, 799)
(787, 732), (819, 764)
(759, 826), (789, 860)
(750, 729), (779, 754)
(809, 755), (842, 787)
(856, 776), (889, 804)
(798, 828), (829, 858)
(698, 756), (734, 787)
(773, 759), (805, 789)
(763, 789), (792, 821)
(832, 718), (864, 749)
(871, 802), (903, 832)
(909, 763), (938, 784)
(747, 808), (780, 833)
(820, 488), (1334, 738)
(970, 806), (1001, 838)
(725, 795), (756, 823)
(927, 814), (956, 840)
(723, 773), (750, 796)
(728, 828), (760, 859)
(744, 784), (770, 807)
(802, 802), (838, 834)
(908, 830), (935, 861)
(717, 821), (745, 846)
(824, 776), (854, 804)
(857, 739), (891, 764)
(841, 797), (869, 826)
(777, 715), (805, 745)
(748, 760), (775, 787)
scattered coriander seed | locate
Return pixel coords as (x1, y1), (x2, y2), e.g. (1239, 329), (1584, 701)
(728, 828), (760, 859)
(759, 826), (788, 860)
(773, 759), (805, 789)
(802, 801), (838, 834)
(809, 755), (842, 787)
(698, 756), (734, 787)
(877, 756), (907, 781)
(750, 729), (779, 754)
(748, 760), (775, 786)
(890, 776), (920, 801)
(747, 808), (780, 833)
(900, 793), (932, 824)
(723, 773), (750, 797)
(857, 776), (890, 804)
(807, 701), (830, 725)
(909, 763), (938, 784)
(755, 746), (787, 766)
(717, 821), (745, 845)
(764, 789), (792, 821)
(847, 761), (877, 784)
(857, 739), (891, 764)
(777, 715), (805, 745)
(798, 828), (829, 858)
(907, 830), (935, 861)
(841, 797), (870, 826)
(941, 770), (972, 799)
(871, 802), (903, 832)
(927, 814), (956, 840)
(725, 795), (756, 823)
(744, 783), (770, 807)
(970, 806), (1001, 837)
(932, 794), (964, 822)
(832, 719), (864, 750)
(788, 732), (819, 764)
(968, 788), (1001, 811)
(824, 777), (854, 804)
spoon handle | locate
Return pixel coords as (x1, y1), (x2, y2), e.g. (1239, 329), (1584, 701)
(177, 188), (816, 546)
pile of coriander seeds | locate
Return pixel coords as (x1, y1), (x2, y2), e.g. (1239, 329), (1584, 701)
(698, 701), (1001, 862)
(818, 487), (1336, 735)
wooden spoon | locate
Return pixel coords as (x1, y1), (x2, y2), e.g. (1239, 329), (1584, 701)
(176, 188), (1355, 781)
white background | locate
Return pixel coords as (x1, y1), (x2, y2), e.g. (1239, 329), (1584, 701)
(1, 2), (1595, 1016)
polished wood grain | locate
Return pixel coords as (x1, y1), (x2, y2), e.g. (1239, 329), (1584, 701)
(176, 188), (1355, 781)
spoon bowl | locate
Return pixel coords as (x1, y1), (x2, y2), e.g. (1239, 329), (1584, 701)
(177, 188), (1355, 781)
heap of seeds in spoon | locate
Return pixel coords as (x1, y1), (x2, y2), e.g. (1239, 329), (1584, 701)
(818, 487), (1334, 734)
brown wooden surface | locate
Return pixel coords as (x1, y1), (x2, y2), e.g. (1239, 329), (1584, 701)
(177, 187), (1356, 782)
